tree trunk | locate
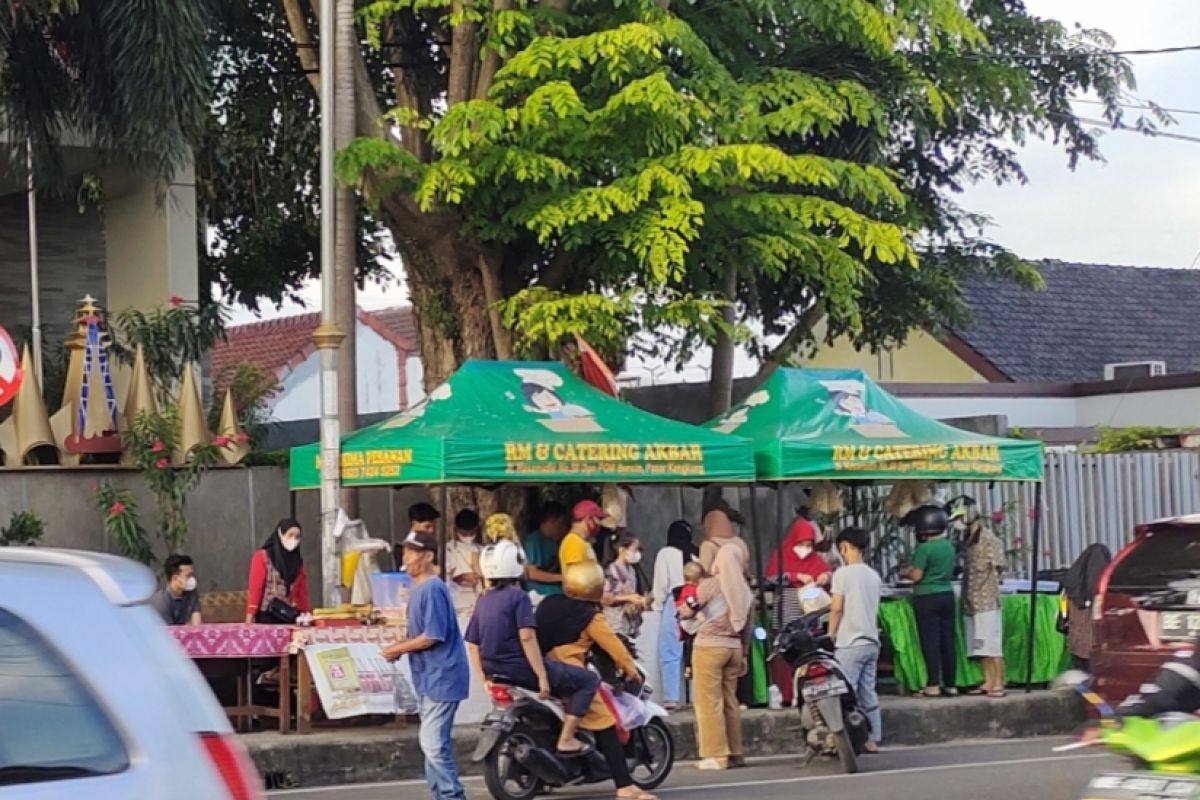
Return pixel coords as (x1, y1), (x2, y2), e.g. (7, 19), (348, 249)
(707, 266), (739, 417)
(335, 0), (359, 516)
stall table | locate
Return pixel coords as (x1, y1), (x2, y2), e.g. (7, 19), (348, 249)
(877, 594), (1068, 693)
(168, 623), (295, 732)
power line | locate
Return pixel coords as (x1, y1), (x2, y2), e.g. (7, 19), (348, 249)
(1070, 97), (1200, 117)
(1070, 115), (1200, 145)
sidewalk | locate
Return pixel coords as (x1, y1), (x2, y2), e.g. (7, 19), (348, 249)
(244, 690), (1086, 790)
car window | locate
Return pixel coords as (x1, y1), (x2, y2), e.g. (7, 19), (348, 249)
(0, 608), (129, 786)
(1109, 531), (1200, 589)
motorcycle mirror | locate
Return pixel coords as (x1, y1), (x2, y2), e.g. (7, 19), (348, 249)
(754, 626), (768, 641)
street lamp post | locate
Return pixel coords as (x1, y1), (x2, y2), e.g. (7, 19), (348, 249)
(314, 0), (344, 607)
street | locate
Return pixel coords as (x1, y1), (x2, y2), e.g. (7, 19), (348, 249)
(267, 737), (1119, 800)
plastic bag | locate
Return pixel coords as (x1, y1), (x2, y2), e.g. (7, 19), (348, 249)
(607, 688), (651, 730)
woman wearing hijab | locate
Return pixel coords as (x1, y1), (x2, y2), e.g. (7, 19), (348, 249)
(245, 518), (311, 623)
(681, 541), (753, 770)
(699, 490), (751, 575)
(652, 521), (698, 709)
(1062, 544), (1112, 670)
(537, 562), (659, 800)
(766, 516), (833, 622)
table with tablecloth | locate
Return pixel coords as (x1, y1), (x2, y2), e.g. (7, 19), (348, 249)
(168, 623), (295, 731)
(877, 594), (1069, 693)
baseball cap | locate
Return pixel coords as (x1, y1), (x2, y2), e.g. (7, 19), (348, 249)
(573, 499), (617, 529)
(401, 531), (438, 552)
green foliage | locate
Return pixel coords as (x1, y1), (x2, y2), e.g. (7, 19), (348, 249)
(1093, 426), (1183, 454)
(92, 484), (154, 565)
(124, 408), (220, 552)
(208, 361), (280, 447)
(1, 0), (210, 187)
(1, 511), (46, 547)
(242, 450), (290, 468)
(109, 300), (229, 405)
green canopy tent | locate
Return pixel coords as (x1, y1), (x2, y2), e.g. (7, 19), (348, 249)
(707, 368), (1050, 688)
(290, 360), (756, 488)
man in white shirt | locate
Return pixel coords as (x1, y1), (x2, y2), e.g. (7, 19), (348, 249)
(829, 526), (883, 751)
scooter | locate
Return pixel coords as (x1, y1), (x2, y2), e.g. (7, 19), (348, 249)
(473, 670), (674, 800)
(770, 612), (872, 774)
(1057, 671), (1200, 799)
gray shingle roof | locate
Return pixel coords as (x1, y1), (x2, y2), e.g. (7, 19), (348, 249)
(955, 261), (1200, 382)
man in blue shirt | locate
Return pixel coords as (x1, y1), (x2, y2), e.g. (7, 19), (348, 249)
(524, 502), (571, 597)
(383, 531), (469, 800)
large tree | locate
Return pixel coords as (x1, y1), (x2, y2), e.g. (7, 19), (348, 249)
(200, 0), (1140, 401)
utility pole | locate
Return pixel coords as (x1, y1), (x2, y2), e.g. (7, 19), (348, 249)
(27, 140), (42, 385)
(314, 0), (345, 607)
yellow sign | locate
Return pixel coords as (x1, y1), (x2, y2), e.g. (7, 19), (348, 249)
(502, 440), (706, 477)
(831, 443), (1003, 475)
(313, 449), (415, 480)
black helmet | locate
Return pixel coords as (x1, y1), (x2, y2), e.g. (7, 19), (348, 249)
(906, 504), (948, 536)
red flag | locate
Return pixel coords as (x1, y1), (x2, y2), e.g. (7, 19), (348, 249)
(574, 334), (618, 397)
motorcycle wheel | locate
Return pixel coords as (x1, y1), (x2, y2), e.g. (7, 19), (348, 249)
(833, 729), (858, 775)
(483, 730), (544, 800)
(629, 719), (675, 790)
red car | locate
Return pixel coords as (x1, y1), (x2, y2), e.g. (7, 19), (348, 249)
(1091, 516), (1200, 704)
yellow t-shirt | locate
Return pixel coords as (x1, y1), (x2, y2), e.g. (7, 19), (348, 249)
(559, 531), (596, 571)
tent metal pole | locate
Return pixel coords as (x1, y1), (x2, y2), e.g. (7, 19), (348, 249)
(749, 483), (763, 603)
(1025, 481), (1043, 691)
(851, 484), (860, 527)
(439, 485), (449, 577)
(774, 482), (785, 631)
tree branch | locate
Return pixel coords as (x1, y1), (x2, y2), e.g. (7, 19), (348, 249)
(281, 0), (321, 96)
(752, 301), (825, 385)
(479, 252), (514, 359)
(447, 0), (480, 106)
(473, 0), (512, 100)
(382, 18), (430, 160)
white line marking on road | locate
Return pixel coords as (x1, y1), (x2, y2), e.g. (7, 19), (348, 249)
(268, 747), (1109, 796)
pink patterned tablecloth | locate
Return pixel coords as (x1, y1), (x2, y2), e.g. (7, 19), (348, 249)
(168, 623), (294, 659)
(289, 625), (406, 653)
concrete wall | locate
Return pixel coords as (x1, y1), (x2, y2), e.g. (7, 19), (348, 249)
(271, 322), (417, 422)
(804, 327), (987, 383)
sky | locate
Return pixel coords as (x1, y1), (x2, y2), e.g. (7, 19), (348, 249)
(230, 0), (1200, 383)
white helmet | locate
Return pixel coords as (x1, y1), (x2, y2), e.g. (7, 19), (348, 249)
(480, 539), (527, 580)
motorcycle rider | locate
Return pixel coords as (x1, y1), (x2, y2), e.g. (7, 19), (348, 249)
(466, 539), (599, 754)
(536, 561), (659, 800)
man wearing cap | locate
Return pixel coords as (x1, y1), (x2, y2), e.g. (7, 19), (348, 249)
(561, 499), (614, 571)
(382, 532), (469, 800)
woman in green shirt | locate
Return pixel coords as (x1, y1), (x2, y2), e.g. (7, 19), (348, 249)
(904, 505), (958, 697)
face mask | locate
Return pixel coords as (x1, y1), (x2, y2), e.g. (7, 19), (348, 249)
(183, 576), (198, 593)
(626, 550), (642, 565)
(458, 534), (476, 543)
(281, 535), (301, 552)
(794, 545), (813, 559)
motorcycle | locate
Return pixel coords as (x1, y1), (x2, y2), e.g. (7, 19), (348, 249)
(770, 612), (871, 774)
(473, 659), (674, 800)
(1057, 671), (1200, 799)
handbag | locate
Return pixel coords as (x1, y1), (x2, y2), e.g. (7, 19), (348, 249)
(265, 596), (301, 625)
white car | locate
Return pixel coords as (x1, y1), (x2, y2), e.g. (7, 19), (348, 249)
(0, 548), (263, 799)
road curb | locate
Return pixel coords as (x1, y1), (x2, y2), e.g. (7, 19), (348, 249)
(246, 691), (1086, 789)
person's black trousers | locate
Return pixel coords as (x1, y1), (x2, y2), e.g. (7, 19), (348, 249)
(913, 591), (957, 689)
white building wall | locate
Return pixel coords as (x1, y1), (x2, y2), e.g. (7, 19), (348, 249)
(270, 322), (403, 422)
(898, 395), (1079, 429)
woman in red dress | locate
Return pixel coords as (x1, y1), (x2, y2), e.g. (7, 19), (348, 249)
(245, 518), (312, 624)
(766, 516), (832, 704)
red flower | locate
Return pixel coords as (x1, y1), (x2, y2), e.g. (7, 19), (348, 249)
(156, 458), (170, 469)
(150, 440), (166, 453)
(237, 432), (250, 444)
(109, 501), (126, 517)
(169, 295), (184, 307)
(214, 435), (231, 448)
(1027, 507), (1038, 521)
(991, 510), (1006, 524)
(90, 484), (99, 493)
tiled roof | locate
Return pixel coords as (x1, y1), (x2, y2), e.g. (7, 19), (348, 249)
(211, 306), (417, 391)
(954, 261), (1200, 382)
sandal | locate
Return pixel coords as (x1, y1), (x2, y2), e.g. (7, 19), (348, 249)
(618, 791), (658, 800)
(988, 690), (1008, 699)
(696, 758), (728, 770)
(921, 688), (942, 698)
(966, 688), (987, 696)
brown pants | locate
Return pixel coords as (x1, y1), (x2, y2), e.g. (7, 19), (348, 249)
(692, 646), (744, 760)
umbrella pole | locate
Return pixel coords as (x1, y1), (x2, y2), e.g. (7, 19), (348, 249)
(439, 485), (449, 579)
(1025, 482), (1043, 691)
(774, 483), (785, 631)
(749, 484), (763, 610)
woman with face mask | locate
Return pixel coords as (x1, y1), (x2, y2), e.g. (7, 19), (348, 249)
(245, 518), (312, 624)
(603, 534), (649, 638)
(446, 509), (484, 612)
(767, 517), (832, 618)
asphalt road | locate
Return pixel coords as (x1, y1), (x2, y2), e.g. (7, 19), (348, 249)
(267, 737), (1120, 800)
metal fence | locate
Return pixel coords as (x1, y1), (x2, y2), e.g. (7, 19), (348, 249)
(945, 451), (1200, 571)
